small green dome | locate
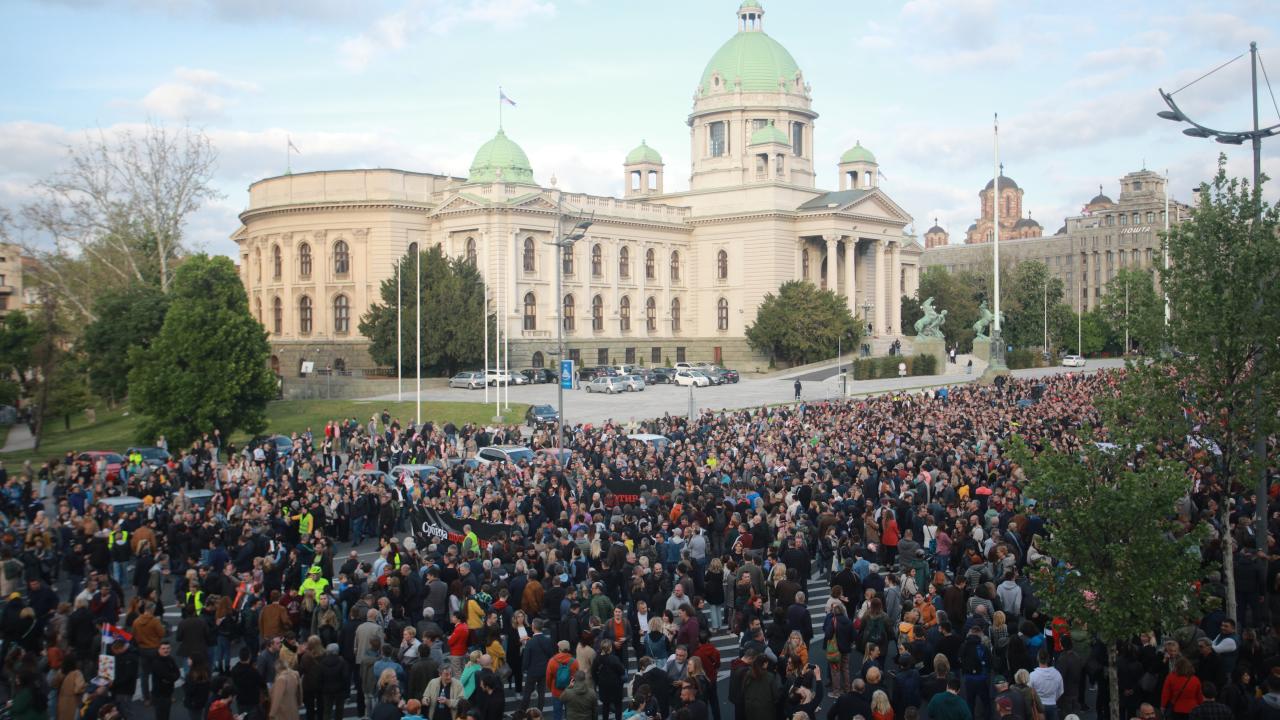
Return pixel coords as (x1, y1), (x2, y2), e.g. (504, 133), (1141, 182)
(748, 123), (789, 146)
(699, 30), (802, 95)
(468, 129), (534, 184)
(739, 0), (762, 9)
(841, 141), (877, 165)
(625, 141), (663, 165)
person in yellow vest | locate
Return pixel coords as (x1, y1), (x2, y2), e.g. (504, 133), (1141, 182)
(291, 505), (315, 538)
(461, 525), (480, 557)
(299, 566), (329, 596)
(108, 523), (131, 588)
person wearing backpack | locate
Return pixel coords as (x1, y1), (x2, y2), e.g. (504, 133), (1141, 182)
(823, 603), (855, 695)
(546, 639), (579, 720)
(959, 625), (992, 718)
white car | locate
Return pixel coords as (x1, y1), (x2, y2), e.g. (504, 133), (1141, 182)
(1061, 354), (1086, 368)
(449, 371), (486, 389)
(674, 370), (710, 387)
(485, 369), (527, 386)
(621, 374), (647, 392)
(475, 445), (536, 465)
(585, 376), (626, 394)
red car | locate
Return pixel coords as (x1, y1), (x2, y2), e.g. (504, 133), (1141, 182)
(77, 451), (125, 483)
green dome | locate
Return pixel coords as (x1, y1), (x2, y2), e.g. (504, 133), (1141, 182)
(625, 141), (663, 165)
(739, 0), (762, 9)
(748, 123), (789, 146)
(841, 141), (877, 164)
(699, 30), (802, 95)
(468, 129), (534, 184)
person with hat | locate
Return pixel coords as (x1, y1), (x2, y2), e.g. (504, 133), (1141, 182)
(300, 565), (330, 597)
(992, 674), (1028, 720)
(546, 639), (579, 720)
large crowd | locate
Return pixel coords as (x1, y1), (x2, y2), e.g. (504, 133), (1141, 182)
(0, 370), (1276, 720)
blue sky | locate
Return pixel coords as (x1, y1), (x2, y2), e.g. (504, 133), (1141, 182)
(2, 0), (1277, 257)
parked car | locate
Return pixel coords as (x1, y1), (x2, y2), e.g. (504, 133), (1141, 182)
(620, 374), (647, 392)
(485, 369), (527, 386)
(525, 404), (560, 427)
(475, 445), (536, 465)
(585, 375), (627, 393)
(185, 489), (216, 508)
(674, 370), (710, 387)
(390, 464), (441, 484)
(579, 366), (619, 381)
(357, 469), (393, 489)
(720, 368), (740, 383)
(639, 368), (662, 385)
(627, 434), (672, 453)
(77, 451), (125, 482)
(521, 368), (558, 384)
(1061, 354), (1086, 367)
(703, 368), (729, 385)
(536, 448), (574, 465)
(125, 446), (172, 468)
(613, 364), (641, 376)
(99, 496), (144, 516)
(449, 371), (486, 389)
(649, 368), (676, 384)
(673, 362), (695, 371)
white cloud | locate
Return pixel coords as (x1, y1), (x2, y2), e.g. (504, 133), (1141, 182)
(1178, 12), (1272, 52)
(900, 0), (999, 51)
(139, 67), (259, 120)
(339, 0), (556, 71)
(1080, 46), (1166, 73)
(37, 0), (358, 23)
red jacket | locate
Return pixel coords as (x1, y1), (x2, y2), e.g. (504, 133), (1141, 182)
(545, 652), (579, 698)
(1161, 673), (1203, 715)
(694, 642), (721, 677)
(448, 622), (470, 657)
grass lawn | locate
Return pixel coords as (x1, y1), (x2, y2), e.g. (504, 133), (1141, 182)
(0, 399), (528, 465)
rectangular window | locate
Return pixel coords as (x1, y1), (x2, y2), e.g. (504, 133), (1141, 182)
(651, 347), (661, 364)
(709, 121), (726, 157)
(676, 347), (686, 363)
(1146, 211), (1154, 224)
(1119, 214), (1128, 225)
(752, 119), (769, 131)
(625, 347), (636, 364)
(568, 348), (581, 364)
(792, 122), (804, 156)
(597, 348), (609, 366)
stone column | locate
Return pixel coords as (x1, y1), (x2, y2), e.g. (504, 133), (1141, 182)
(873, 240), (886, 335)
(844, 237), (857, 316)
(889, 240), (902, 336)
(824, 236), (837, 292)
(546, 233), (558, 330)
(795, 241), (803, 281)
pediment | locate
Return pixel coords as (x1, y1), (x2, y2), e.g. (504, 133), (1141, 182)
(435, 194), (486, 213)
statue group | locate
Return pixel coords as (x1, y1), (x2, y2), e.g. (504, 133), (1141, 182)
(914, 297), (948, 339)
(972, 300), (1005, 340)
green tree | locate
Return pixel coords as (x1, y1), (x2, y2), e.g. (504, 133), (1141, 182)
(745, 281), (860, 365)
(359, 246), (488, 376)
(1009, 435), (1203, 720)
(1047, 303), (1078, 356)
(1099, 268), (1163, 354)
(128, 254), (275, 445)
(915, 266), (985, 350)
(82, 284), (170, 404)
(43, 358), (90, 431)
(900, 295), (923, 337)
(1078, 309), (1117, 356)
(1001, 261), (1065, 351)
(0, 312), (42, 398)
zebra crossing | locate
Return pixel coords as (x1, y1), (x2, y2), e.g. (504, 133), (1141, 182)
(330, 584), (836, 718)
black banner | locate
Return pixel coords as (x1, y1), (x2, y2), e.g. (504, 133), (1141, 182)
(410, 506), (509, 548)
(601, 476), (674, 507)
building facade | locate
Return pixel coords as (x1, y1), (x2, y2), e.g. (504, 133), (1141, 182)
(0, 244), (28, 314)
(232, 1), (922, 375)
(921, 169), (1189, 313)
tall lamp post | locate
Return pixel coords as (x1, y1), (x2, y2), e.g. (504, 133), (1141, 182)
(1156, 39), (1278, 576)
(547, 195), (593, 452)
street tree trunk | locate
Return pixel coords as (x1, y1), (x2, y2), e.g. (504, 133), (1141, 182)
(1108, 642), (1121, 720)
(1222, 504), (1238, 621)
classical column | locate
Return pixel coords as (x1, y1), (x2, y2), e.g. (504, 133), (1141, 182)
(795, 241), (803, 281)
(844, 237), (857, 316)
(889, 240), (902, 336)
(873, 240), (886, 335)
(824, 236), (837, 292)
(546, 233), (558, 330)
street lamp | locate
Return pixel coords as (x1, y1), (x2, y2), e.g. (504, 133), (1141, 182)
(1156, 39), (1278, 576)
(547, 195), (593, 453)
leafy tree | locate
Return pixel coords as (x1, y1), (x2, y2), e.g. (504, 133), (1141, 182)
(0, 312), (42, 398)
(43, 358), (90, 431)
(359, 246), (488, 376)
(1001, 261), (1065, 351)
(915, 266), (985, 350)
(1046, 303), (1078, 356)
(900, 295), (923, 337)
(82, 284), (170, 404)
(1099, 268), (1163, 354)
(128, 254), (275, 446)
(745, 281), (860, 365)
(1079, 309), (1118, 356)
(1009, 435), (1203, 720)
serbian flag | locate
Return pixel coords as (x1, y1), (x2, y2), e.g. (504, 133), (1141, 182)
(103, 623), (133, 645)
(500, 88), (517, 106)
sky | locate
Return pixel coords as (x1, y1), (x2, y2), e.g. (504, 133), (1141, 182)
(2, 0), (1278, 258)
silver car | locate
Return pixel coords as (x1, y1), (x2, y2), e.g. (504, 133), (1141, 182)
(621, 374), (647, 392)
(585, 376), (626, 394)
(449, 371), (485, 389)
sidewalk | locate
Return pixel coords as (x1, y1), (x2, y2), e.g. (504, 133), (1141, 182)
(0, 424), (34, 453)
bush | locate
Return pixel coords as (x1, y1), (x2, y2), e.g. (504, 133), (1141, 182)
(1006, 348), (1045, 370)
(849, 354), (938, 380)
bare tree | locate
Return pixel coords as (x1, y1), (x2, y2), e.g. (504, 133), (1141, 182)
(19, 122), (220, 310)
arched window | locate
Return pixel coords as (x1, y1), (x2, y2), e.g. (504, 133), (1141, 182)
(269, 355), (280, 375)
(591, 295), (604, 331)
(563, 295), (575, 332)
(523, 292), (537, 330)
(591, 244), (603, 277)
(523, 237), (536, 273)
(619, 246), (630, 278)
(531, 351), (544, 369)
(333, 294), (350, 334)
(670, 251), (681, 281)
(272, 244), (282, 279)
(717, 249), (728, 280)
(645, 248), (655, 280)
(255, 297), (262, 323)
(802, 248), (810, 279)
(717, 297), (729, 331)
(646, 296), (657, 332)
(255, 248), (261, 281)
(333, 240), (350, 274)
(298, 242), (312, 277)
(671, 297), (681, 332)
(563, 246), (574, 275)
(408, 241), (418, 256)
(465, 237), (477, 266)
(299, 296), (313, 335)
(333, 358), (346, 372)
(619, 296), (631, 331)
(272, 297), (283, 335)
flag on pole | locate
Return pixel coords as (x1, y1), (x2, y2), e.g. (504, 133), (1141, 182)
(288, 136), (301, 154)
(103, 623), (134, 645)
(500, 89), (517, 107)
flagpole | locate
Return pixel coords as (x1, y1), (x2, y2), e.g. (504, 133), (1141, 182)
(483, 257), (490, 404)
(993, 113), (1001, 337)
(498, 85), (504, 130)
(397, 255), (402, 402)
(415, 245), (422, 427)
(504, 230), (512, 411)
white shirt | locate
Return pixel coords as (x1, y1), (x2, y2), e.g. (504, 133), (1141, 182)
(1029, 666), (1064, 707)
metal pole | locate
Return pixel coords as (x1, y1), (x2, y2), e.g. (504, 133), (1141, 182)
(1124, 277), (1130, 353)
(1164, 170), (1171, 326)
(1249, 40), (1269, 565)
(504, 231), (512, 412)
(556, 195), (565, 452)
(397, 259), (402, 402)
(415, 245), (421, 426)
(1077, 306), (1082, 356)
(484, 273), (490, 404)
(1043, 275), (1048, 355)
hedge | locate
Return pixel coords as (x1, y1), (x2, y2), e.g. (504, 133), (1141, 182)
(1006, 348), (1046, 370)
(849, 353), (939, 380)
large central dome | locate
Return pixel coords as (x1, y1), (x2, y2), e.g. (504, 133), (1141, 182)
(698, 1), (802, 96)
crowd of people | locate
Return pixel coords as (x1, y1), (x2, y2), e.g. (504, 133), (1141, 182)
(0, 370), (1275, 720)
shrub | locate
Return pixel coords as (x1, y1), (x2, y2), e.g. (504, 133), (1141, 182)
(1006, 348), (1044, 370)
